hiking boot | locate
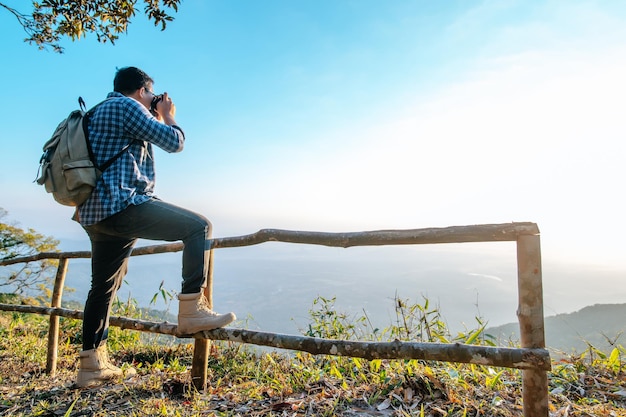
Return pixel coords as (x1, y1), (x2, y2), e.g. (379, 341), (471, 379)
(177, 292), (236, 335)
(76, 345), (136, 388)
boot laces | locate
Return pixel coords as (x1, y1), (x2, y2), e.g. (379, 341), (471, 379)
(197, 294), (220, 317)
(97, 346), (121, 371)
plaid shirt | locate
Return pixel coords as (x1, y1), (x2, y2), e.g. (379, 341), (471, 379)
(76, 92), (185, 226)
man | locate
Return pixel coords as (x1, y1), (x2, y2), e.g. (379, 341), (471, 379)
(75, 66), (235, 388)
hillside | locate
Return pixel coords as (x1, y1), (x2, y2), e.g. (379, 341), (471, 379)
(487, 303), (626, 354)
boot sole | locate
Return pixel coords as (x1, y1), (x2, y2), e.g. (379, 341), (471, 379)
(178, 314), (236, 335)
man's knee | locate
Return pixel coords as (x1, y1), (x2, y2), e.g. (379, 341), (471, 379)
(195, 213), (212, 236)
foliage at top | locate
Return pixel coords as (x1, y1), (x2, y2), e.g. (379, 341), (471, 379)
(0, 0), (182, 53)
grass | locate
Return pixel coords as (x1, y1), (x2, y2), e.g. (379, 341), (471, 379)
(0, 295), (625, 416)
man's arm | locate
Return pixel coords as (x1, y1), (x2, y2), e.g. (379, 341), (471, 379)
(125, 98), (185, 153)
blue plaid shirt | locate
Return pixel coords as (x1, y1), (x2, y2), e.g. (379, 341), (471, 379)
(76, 92), (185, 226)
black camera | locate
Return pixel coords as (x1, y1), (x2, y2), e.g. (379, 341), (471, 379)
(150, 94), (163, 114)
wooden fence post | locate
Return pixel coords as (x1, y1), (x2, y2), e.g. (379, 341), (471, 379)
(517, 234), (549, 417)
(191, 248), (214, 391)
(46, 257), (68, 375)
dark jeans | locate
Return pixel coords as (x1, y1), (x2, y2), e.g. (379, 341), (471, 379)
(81, 198), (212, 350)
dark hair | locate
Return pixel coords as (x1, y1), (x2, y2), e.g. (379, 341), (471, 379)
(113, 67), (154, 94)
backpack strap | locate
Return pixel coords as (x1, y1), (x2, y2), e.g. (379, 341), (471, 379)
(98, 142), (135, 171)
(81, 97), (137, 172)
(78, 96), (87, 112)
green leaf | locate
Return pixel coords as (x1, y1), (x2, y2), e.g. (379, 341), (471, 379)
(608, 347), (621, 372)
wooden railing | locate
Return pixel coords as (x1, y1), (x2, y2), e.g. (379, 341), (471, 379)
(0, 222), (550, 417)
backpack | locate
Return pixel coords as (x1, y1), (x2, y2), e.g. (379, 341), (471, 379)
(35, 97), (131, 206)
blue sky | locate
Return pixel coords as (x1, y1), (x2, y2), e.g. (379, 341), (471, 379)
(1, 0), (625, 274)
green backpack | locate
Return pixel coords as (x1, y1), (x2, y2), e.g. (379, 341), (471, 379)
(35, 98), (130, 206)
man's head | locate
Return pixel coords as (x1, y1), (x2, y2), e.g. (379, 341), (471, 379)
(114, 67), (153, 94)
(114, 66), (156, 109)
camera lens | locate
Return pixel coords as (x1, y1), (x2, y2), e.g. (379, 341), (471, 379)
(150, 95), (162, 112)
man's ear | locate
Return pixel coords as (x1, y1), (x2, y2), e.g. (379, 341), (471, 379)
(127, 88), (143, 101)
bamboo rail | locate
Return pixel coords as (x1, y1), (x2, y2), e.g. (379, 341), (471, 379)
(0, 222), (549, 417)
(0, 303), (551, 370)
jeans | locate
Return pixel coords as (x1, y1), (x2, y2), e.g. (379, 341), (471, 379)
(81, 198), (211, 350)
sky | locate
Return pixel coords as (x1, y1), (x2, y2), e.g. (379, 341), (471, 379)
(0, 1), (625, 315)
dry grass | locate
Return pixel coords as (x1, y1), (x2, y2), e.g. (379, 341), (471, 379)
(1, 307), (625, 416)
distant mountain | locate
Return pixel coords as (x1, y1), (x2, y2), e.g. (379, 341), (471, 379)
(486, 303), (626, 354)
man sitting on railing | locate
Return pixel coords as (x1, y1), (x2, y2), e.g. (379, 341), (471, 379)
(73, 66), (236, 388)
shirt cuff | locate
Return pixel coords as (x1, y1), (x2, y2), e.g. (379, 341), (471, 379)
(171, 125), (185, 139)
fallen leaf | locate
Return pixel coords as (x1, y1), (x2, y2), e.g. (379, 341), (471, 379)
(377, 398), (391, 411)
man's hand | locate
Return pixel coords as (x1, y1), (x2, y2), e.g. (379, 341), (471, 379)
(156, 92), (177, 126)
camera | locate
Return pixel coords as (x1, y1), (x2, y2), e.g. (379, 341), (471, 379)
(150, 94), (163, 115)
